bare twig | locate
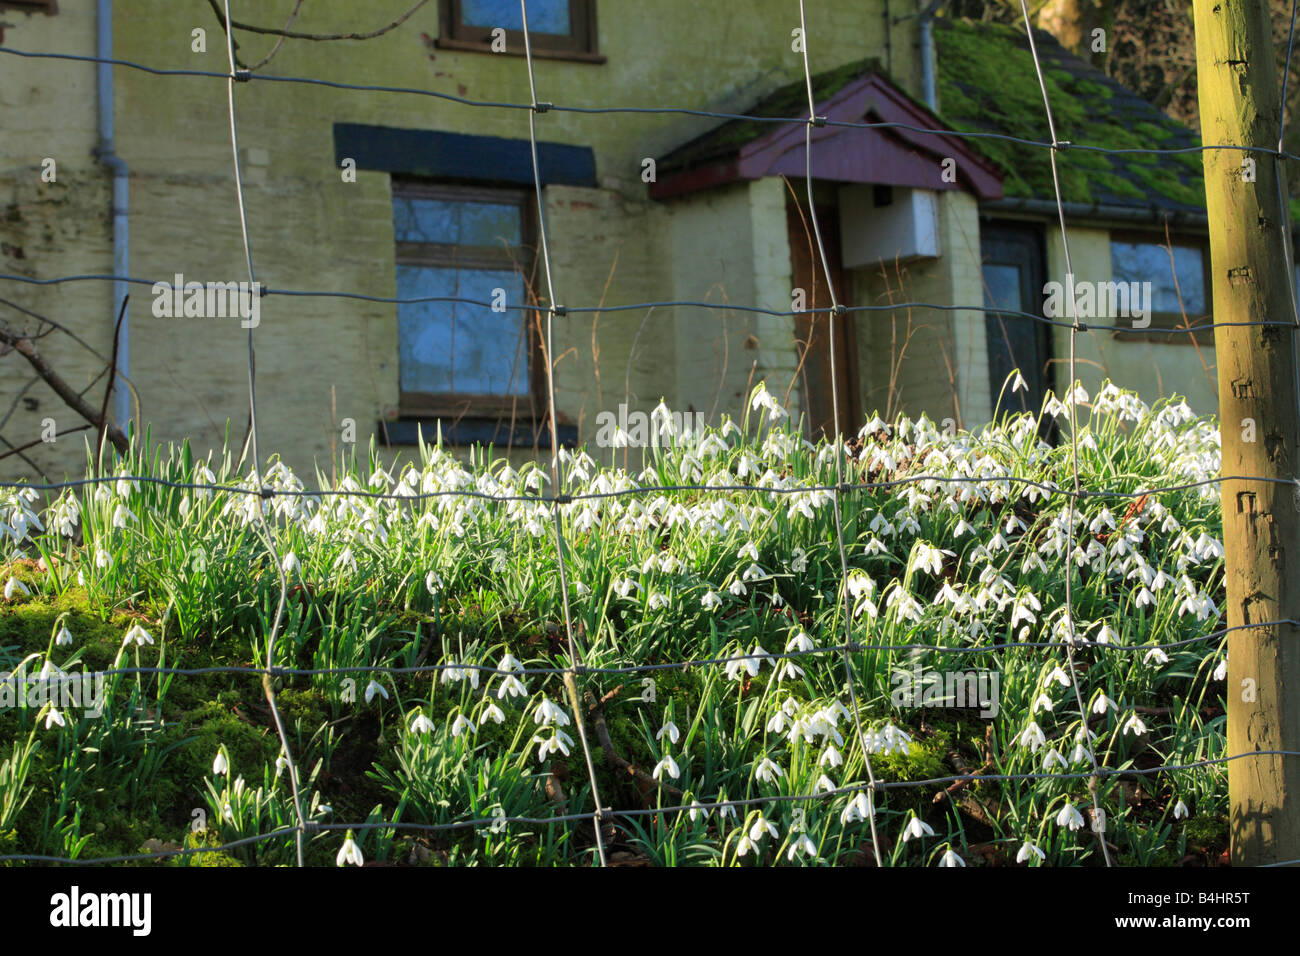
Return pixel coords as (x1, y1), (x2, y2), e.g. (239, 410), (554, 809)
(96, 296), (129, 470)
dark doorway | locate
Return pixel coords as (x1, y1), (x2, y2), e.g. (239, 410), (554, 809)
(788, 200), (859, 440)
(980, 223), (1053, 424)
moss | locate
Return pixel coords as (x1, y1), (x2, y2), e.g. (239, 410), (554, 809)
(933, 18), (1204, 210)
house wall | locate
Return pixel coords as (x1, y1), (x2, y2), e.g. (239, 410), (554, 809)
(0, 0), (915, 481)
(852, 189), (990, 428)
(1044, 226), (1219, 414)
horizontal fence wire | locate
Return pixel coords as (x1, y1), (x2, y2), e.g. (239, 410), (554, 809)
(0, 0), (1296, 866)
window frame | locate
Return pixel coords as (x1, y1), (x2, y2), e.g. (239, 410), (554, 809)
(434, 0), (604, 62)
(0, 0), (57, 12)
(1108, 231), (1213, 345)
(392, 179), (546, 421)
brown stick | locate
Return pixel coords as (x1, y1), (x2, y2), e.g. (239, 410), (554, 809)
(571, 678), (684, 801)
(96, 296), (129, 471)
(0, 329), (129, 455)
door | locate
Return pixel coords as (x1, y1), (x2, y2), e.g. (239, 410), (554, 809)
(788, 200), (859, 441)
(981, 224), (1053, 423)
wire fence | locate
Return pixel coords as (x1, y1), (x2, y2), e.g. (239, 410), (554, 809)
(0, 0), (1297, 867)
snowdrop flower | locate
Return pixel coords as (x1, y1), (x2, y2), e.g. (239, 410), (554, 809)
(819, 745), (843, 769)
(1046, 666), (1071, 687)
(1010, 371), (1027, 393)
(766, 710), (788, 734)
(939, 849), (966, 867)
(124, 624), (154, 646)
(902, 815), (935, 842)
(840, 792), (871, 824)
(480, 702), (506, 725)
(735, 834), (755, 857)
(1091, 693), (1117, 715)
(1056, 802), (1085, 831)
(754, 757), (784, 783)
(533, 729), (574, 761)
(1134, 587), (1156, 608)
(44, 706), (65, 729)
(280, 551), (299, 575)
(534, 698), (571, 728)
(1017, 721), (1047, 753)
(364, 679), (388, 704)
(1213, 657), (1228, 681)
(1031, 693), (1054, 714)
(648, 592), (670, 611)
(688, 800), (707, 822)
(3, 577), (29, 600)
(496, 673), (528, 700)
(1174, 799), (1189, 820)
(333, 547), (358, 574)
(656, 720), (681, 745)
(775, 658), (804, 681)
(787, 833), (818, 861)
(1016, 841), (1045, 863)
(425, 570), (443, 596)
(1094, 623), (1117, 645)
(1121, 713), (1147, 736)
(749, 815), (778, 842)
(701, 590), (722, 610)
(336, 833), (364, 867)
(815, 774), (837, 794)
(653, 754), (680, 780)
(409, 712), (435, 735)
(212, 750), (228, 776)
(1143, 647), (1170, 666)
(55, 625), (72, 646)
(1043, 748), (1068, 771)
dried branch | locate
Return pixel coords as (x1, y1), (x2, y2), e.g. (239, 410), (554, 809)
(0, 326), (129, 455)
(570, 676), (685, 802)
(96, 296), (129, 468)
(206, 0), (430, 69)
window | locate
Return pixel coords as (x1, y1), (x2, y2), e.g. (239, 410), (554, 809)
(393, 182), (541, 418)
(1109, 235), (1211, 344)
(436, 0), (601, 60)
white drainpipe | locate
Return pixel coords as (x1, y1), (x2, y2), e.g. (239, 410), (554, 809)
(97, 0), (131, 433)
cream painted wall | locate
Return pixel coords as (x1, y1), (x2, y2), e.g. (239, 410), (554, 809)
(1044, 226), (1219, 414)
(852, 188), (990, 428)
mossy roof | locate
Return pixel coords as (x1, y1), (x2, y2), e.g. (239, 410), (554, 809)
(933, 18), (1206, 212)
(657, 57), (884, 174)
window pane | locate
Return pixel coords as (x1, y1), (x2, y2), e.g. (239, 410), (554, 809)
(397, 265), (529, 396)
(1110, 241), (1205, 316)
(462, 0), (570, 34)
(394, 196), (522, 247)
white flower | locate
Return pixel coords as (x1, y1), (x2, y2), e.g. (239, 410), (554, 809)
(409, 713), (435, 734)
(1213, 657), (1228, 681)
(939, 849), (966, 867)
(124, 624), (154, 646)
(4, 577), (29, 600)
(534, 698), (571, 728)
(364, 679), (388, 704)
(1016, 841), (1045, 863)
(44, 706), (65, 729)
(1017, 721), (1047, 752)
(1121, 713), (1147, 736)
(280, 551), (299, 575)
(533, 729), (574, 761)
(1174, 799), (1189, 820)
(1143, 647), (1169, 666)
(749, 814), (778, 841)
(787, 833), (818, 861)
(902, 815), (935, 842)
(656, 720), (681, 745)
(701, 590), (722, 610)
(653, 754), (680, 780)
(1056, 802), (1085, 831)
(754, 757), (784, 783)
(819, 746), (843, 769)
(1092, 693), (1117, 715)
(55, 626), (73, 647)
(212, 750), (228, 776)
(481, 702), (506, 725)
(335, 834), (364, 867)
(451, 713), (476, 737)
(840, 792), (871, 824)
(815, 774), (837, 794)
